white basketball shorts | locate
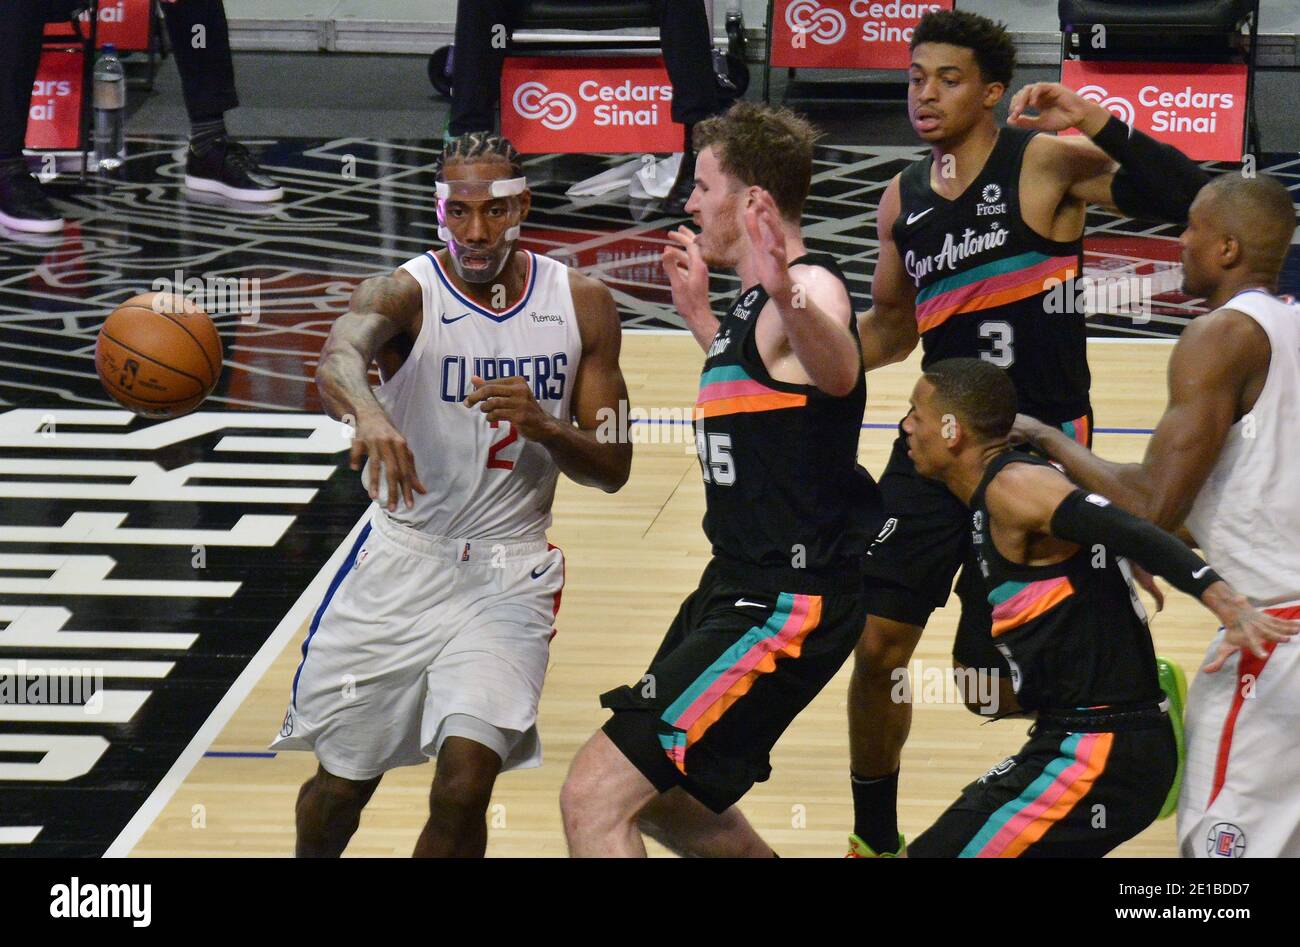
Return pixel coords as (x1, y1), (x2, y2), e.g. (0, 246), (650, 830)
(270, 509), (565, 780)
(1177, 600), (1300, 858)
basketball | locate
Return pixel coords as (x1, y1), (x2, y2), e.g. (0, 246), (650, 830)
(94, 292), (223, 418)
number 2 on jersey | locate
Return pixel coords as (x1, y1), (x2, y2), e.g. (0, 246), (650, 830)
(487, 420), (517, 470)
(979, 320), (1015, 368)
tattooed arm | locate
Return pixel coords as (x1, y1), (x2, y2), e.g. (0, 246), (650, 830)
(316, 269), (428, 511)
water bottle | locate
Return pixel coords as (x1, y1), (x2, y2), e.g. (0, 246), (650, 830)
(93, 45), (126, 171)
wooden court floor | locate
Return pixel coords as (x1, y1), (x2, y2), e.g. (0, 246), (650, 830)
(129, 334), (1202, 857)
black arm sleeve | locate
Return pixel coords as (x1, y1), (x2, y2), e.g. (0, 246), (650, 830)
(1091, 115), (1212, 225)
(1049, 489), (1221, 599)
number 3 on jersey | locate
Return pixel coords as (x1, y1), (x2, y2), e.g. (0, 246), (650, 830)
(979, 320), (1015, 368)
(696, 430), (736, 485)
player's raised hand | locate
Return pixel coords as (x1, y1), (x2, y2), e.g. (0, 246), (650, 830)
(349, 406), (428, 512)
(1008, 82), (1106, 134)
(744, 189), (794, 305)
(1201, 582), (1300, 672)
(662, 226), (710, 319)
(464, 375), (557, 443)
(1009, 413), (1051, 449)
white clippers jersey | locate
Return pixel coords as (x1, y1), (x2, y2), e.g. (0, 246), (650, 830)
(1184, 289), (1300, 605)
(364, 249), (582, 539)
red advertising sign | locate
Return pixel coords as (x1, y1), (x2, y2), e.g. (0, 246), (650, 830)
(1060, 60), (1248, 163)
(25, 50), (85, 151)
(770, 0), (953, 70)
(501, 56), (685, 154)
(45, 0), (152, 52)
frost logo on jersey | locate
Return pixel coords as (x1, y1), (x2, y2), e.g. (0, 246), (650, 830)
(1207, 822), (1247, 857)
(1085, 493), (1111, 507)
(972, 510), (984, 532)
(1076, 85), (1136, 125)
(734, 288), (762, 321)
(978, 183), (1006, 217)
(512, 81), (577, 131)
(904, 223), (1011, 282)
(785, 0), (847, 45)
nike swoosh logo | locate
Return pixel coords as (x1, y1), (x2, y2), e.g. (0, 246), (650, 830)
(441, 312), (472, 324)
(906, 208), (933, 225)
(735, 598), (766, 609)
(531, 562), (554, 579)
(1193, 565), (1211, 579)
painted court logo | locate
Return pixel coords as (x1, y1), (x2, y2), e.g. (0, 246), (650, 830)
(512, 81), (577, 131)
(1076, 84), (1136, 125)
(785, 0), (848, 45)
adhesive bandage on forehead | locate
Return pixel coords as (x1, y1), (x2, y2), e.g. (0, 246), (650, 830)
(434, 176), (527, 201)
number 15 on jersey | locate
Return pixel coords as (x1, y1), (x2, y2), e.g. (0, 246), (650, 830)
(696, 430), (736, 485)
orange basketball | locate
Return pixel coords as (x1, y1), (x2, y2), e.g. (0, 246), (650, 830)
(95, 292), (223, 418)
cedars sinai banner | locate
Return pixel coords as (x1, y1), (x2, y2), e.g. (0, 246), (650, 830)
(501, 57), (685, 154)
(45, 0), (152, 51)
(24, 50), (84, 151)
(770, 0), (954, 70)
(1061, 60), (1248, 163)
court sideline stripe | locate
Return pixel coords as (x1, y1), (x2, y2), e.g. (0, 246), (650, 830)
(103, 510), (372, 858)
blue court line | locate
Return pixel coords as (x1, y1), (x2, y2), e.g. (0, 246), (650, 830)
(204, 751), (277, 758)
(622, 418), (1157, 435)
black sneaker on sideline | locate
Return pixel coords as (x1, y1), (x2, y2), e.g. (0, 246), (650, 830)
(0, 171), (65, 234)
(184, 138), (284, 203)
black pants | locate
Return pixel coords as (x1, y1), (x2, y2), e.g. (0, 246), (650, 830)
(160, 0), (239, 122)
(449, 0), (721, 137)
(0, 0), (237, 158)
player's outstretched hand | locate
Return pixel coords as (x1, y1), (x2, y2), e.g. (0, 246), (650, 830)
(1201, 581), (1300, 672)
(1008, 82), (1104, 134)
(465, 374), (557, 443)
(743, 189), (795, 305)
(663, 226), (710, 319)
(350, 407), (428, 512)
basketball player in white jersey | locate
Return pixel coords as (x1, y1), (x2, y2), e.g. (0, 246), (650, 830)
(1013, 173), (1300, 857)
(272, 132), (632, 857)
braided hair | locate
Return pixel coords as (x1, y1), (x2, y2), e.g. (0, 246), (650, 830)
(437, 132), (524, 179)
